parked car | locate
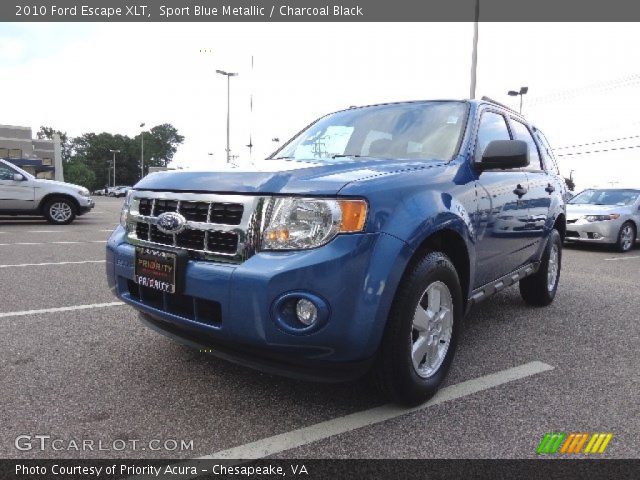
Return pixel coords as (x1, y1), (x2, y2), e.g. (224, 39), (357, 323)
(109, 186), (132, 198)
(106, 99), (566, 405)
(566, 188), (640, 252)
(0, 159), (94, 224)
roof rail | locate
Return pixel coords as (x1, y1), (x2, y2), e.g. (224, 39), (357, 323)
(480, 96), (520, 115)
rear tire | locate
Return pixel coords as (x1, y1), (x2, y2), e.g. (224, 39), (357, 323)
(616, 222), (636, 252)
(375, 251), (463, 406)
(43, 197), (76, 225)
(519, 229), (561, 307)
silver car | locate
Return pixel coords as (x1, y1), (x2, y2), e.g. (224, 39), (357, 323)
(0, 159), (94, 225)
(566, 188), (640, 252)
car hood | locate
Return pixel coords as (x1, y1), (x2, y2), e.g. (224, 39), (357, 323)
(133, 158), (446, 195)
(566, 203), (631, 219)
(33, 179), (86, 191)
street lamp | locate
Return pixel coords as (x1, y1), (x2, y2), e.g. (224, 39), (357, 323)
(508, 86), (529, 114)
(140, 122), (145, 179)
(109, 149), (120, 187)
(216, 69), (238, 163)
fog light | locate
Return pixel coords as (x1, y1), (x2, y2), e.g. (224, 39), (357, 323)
(592, 233), (602, 239)
(295, 299), (318, 326)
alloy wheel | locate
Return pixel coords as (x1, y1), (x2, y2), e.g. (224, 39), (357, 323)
(50, 202), (73, 223)
(410, 281), (454, 378)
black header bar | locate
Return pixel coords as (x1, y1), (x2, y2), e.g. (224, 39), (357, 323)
(3, 0), (640, 22)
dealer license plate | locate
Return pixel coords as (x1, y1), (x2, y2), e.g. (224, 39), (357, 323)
(134, 247), (179, 293)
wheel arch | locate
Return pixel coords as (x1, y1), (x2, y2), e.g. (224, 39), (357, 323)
(38, 193), (80, 214)
(402, 225), (472, 310)
(553, 212), (566, 240)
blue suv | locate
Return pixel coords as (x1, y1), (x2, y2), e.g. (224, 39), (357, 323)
(106, 99), (566, 405)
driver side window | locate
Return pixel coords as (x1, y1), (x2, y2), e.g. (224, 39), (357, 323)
(0, 163), (17, 181)
(475, 111), (511, 162)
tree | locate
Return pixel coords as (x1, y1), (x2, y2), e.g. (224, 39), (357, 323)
(134, 123), (185, 170)
(63, 158), (96, 189)
(36, 126), (73, 162)
(564, 177), (576, 191)
(70, 123), (184, 190)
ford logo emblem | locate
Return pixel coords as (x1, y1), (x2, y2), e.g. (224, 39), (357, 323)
(156, 212), (187, 235)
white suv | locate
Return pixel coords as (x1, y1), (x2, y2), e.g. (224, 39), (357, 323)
(0, 159), (94, 225)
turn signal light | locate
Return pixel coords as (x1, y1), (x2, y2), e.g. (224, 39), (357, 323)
(338, 200), (368, 232)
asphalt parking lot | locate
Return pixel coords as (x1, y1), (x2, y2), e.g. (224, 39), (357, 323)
(1, 196), (638, 460)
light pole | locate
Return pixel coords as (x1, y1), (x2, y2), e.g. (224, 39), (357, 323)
(140, 122), (145, 179)
(508, 86), (529, 113)
(216, 69), (238, 163)
(109, 149), (120, 187)
(469, 0), (479, 99)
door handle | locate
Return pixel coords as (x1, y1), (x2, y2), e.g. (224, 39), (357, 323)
(545, 183), (555, 194)
(513, 184), (528, 197)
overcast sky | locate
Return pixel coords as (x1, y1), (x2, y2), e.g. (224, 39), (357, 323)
(2, 22), (640, 189)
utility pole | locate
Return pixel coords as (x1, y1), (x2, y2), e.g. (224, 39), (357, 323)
(216, 69), (238, 163)
(140, 122), (145, 179)
(109, 149), (120, 187)
(469, 0), (479, 99)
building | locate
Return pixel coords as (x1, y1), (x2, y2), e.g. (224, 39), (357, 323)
(0, 125), (62, 180)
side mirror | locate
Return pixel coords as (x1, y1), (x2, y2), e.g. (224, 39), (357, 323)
(13, 173), (25, 181)
(477, 140), (529, 171)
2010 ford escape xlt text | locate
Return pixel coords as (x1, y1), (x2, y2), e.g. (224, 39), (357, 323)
(106, 99), (567, 405)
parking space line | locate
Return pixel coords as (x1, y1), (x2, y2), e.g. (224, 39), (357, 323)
(0, 260), (106, 269)
(604, 255), (640, 261)
(0, 240), (107, 246)
(0, 302), (125, 319)
(197, 361), (553, 460)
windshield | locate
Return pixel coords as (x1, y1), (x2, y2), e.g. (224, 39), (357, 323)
(569, 189), (640, 206)
(272, 101), (468, 162)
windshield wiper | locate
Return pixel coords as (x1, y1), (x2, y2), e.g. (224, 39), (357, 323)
(331, 154), (362, 159)
(272, 156), (294, 160)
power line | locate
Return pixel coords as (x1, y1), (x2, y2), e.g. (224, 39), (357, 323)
(556, 144), (640, 157)
(528, 74), (640, 106)
(554, 134), (640, 151)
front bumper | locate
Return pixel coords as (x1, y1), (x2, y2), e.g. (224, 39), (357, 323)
(106, 226), (410, 381)
(565, 218), (622, 244)
(78, 197), (95, 215)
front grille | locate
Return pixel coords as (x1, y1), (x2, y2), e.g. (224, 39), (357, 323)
(129, 194), (247, 258)
(150, 224), (174, 245)
(567, 219), (578, 224)
(566, 231), (579, 238)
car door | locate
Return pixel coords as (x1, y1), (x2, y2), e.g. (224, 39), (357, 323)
(511, 121), (561, 258)
(0, 161), (36, 210)
(472, 109), (531, 288)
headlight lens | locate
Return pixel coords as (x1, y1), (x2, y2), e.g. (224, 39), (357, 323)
(78, 188), (90, 197)
(585, 214), (620, 222)
(261, 197), (367, 250)
(119, 191), (134, 227)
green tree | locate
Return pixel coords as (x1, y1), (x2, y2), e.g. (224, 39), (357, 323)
(134, 123), (185, 171)
(36, 126), (73, 162)
(63, 158), (96, 189)
(71, 123), (184, 189)
(564, 177), (576, 191)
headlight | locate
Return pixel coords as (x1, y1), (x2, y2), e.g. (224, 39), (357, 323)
(585, 214), (620, 222)
(119, 191), (135, 227)
(261, 197), (367, 250)
(78, 188), (90, 197)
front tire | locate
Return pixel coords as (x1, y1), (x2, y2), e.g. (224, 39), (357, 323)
(376, 252), (463, 406)
(43, 198), (76, 225)
(616, 222), (636, 252)
(519, 229), (562, 306)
